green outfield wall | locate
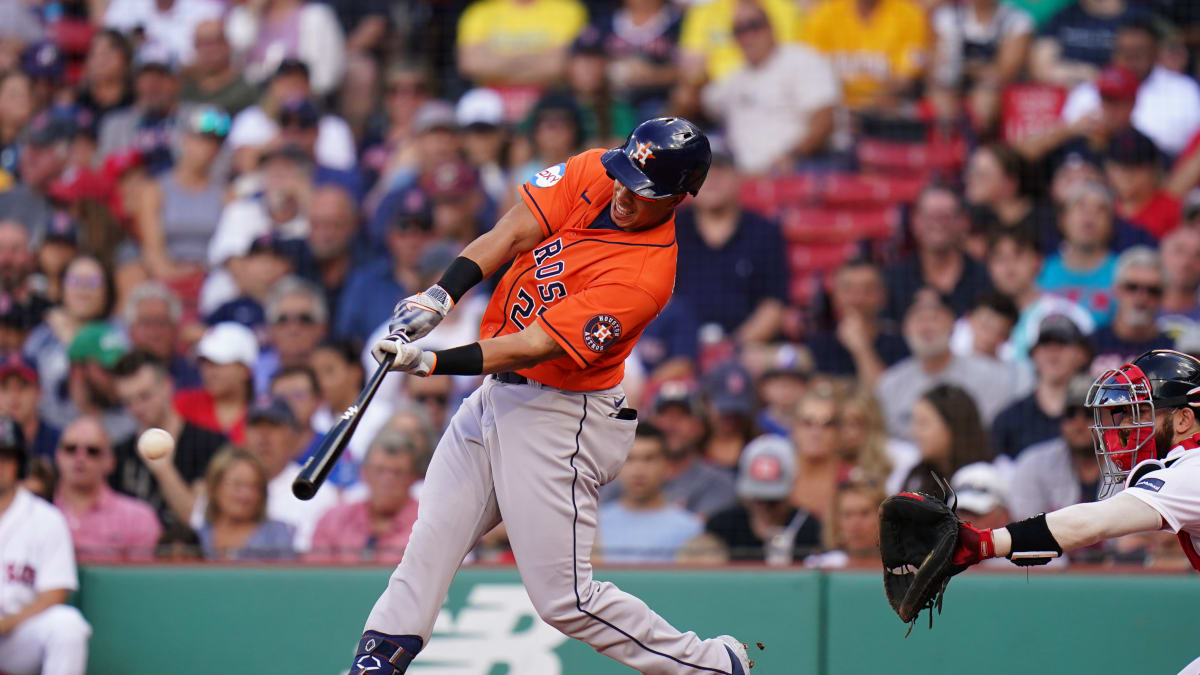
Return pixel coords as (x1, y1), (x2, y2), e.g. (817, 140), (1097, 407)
(75, 566), (1199, 674)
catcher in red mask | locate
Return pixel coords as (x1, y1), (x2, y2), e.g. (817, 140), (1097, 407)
(880, 349), (1200, 672)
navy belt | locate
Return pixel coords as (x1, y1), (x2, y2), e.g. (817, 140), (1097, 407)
(493, 371), (529, 385)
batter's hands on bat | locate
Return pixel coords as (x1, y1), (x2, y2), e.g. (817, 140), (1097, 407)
(372, 332), (436, 376)
(388, 285), (453, 342)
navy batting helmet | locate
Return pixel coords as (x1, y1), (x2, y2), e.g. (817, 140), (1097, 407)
(602, 117), (711, 199)
(0, 415), (26, 478)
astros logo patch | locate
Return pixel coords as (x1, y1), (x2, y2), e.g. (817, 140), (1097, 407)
(533, 163), (565, 187)
(583, 314), (622, 352)
(631, 141), (655, 166)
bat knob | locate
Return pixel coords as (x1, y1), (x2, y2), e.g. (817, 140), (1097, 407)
(292, 479), (317, 501)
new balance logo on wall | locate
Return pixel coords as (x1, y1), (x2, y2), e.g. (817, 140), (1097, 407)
(413, 584), (566, 674)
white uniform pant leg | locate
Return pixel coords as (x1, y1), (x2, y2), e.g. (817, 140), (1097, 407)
(364, 386), (502, 643)
(485, 380), (734, 675)
(0, 605), (91, 675)
(1177, 655), (1200, 675)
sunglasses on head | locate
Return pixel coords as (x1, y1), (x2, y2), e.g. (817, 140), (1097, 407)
(273, 312), (317, 325)
(61, 443), (104, 458)
(1119, 281), (1163, 297)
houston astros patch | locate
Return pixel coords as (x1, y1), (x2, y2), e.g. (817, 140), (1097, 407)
(583, 314), (622, 352)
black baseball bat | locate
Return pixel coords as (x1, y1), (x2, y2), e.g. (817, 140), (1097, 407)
(293, 350), (396, 500)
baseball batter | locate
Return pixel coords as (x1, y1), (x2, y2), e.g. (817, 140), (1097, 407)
(921, 349), (1200, 674)
(349, 118), (754, 674)
(0, 418), (91, 675)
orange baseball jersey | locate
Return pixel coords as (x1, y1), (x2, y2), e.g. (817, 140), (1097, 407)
(478, 148), (677, 391)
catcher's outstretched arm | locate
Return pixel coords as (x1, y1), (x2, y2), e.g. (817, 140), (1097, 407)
(990, 492), (1164, 557)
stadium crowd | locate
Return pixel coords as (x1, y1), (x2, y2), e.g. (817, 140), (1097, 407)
(1, 0), (1199, 592)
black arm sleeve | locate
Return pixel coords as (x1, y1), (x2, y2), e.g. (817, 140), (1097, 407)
(430, 343), (484, 376)
(437, 257), (484, 303)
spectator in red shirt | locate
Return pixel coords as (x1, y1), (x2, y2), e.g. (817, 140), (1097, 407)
(1104, 128), (1181, 239)
(53, 415), (161, 562)
(175, 322), (257, 444)
(307, 428), (424, 563)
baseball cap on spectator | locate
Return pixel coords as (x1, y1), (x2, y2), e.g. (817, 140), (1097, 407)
(133, 42), (177, 75)
(25, 109), (75, 146)
(248, 397), (298, 428)
(0, 352), (36, 384)
(1097, 65), (1140, 102)
(736, 435), (796, 501)
(570, 26), (606, 56)
(20, 40), (64, 82)
(420, 160), (478, 201)
(388, 187), (433, 232)
(456, 88), (505, 130)
(653, 379), (705, 417)
(196, 322), (259, 369)
(1033, 313), (1090, 351)
(950, 462), (1008, 516)
(704, 361), (754, 416)
(1106, 128), (1161, 167)
(272, 57), (310, 82)
(759, 343), (812, 382)
(44, 210), (78, 245)
(184, 106), (231, 139)
(68, 322), (129, 368)
(0, 294), (36, 330)
(279, 98), (319, 130)
(414, 100), (457, 134)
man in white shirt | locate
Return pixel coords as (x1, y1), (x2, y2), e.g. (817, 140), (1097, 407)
(1060, 18), (1200, 157)
(0, 417), (91, 675)
(103, 0), (222, 65)
(701, 0), (838, 173)
(877, 287), (1017, 438)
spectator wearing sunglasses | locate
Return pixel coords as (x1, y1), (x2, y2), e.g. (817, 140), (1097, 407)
(788, 388), (846, 524)
(402, 370), (453, 432)
(1089, 246), (1172, 374)
(255, 276), (329, 396)
(53, 416), (161, 562)
(129, 106), (230, 284)
(1009, 375), (1100, 518)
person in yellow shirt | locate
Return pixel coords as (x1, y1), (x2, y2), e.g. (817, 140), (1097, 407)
(800, 0), (930, 110)
(671, 0), (802, 116)
(456, 0), (588, 116)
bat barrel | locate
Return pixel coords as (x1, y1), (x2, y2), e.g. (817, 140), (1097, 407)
(292, 350), (396, 500)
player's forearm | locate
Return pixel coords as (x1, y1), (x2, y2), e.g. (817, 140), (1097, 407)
(990, 494), (1164, 558)
(3, 589), (69, 631)
(478, 324), (567, 373)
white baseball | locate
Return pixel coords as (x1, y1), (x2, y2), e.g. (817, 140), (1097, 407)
(137, 427), (175, 461)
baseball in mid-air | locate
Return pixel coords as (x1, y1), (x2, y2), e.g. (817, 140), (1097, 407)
(137, 427), (175, 461)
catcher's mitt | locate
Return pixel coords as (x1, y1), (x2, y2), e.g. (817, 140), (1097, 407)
(879, 488), (973, 633)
